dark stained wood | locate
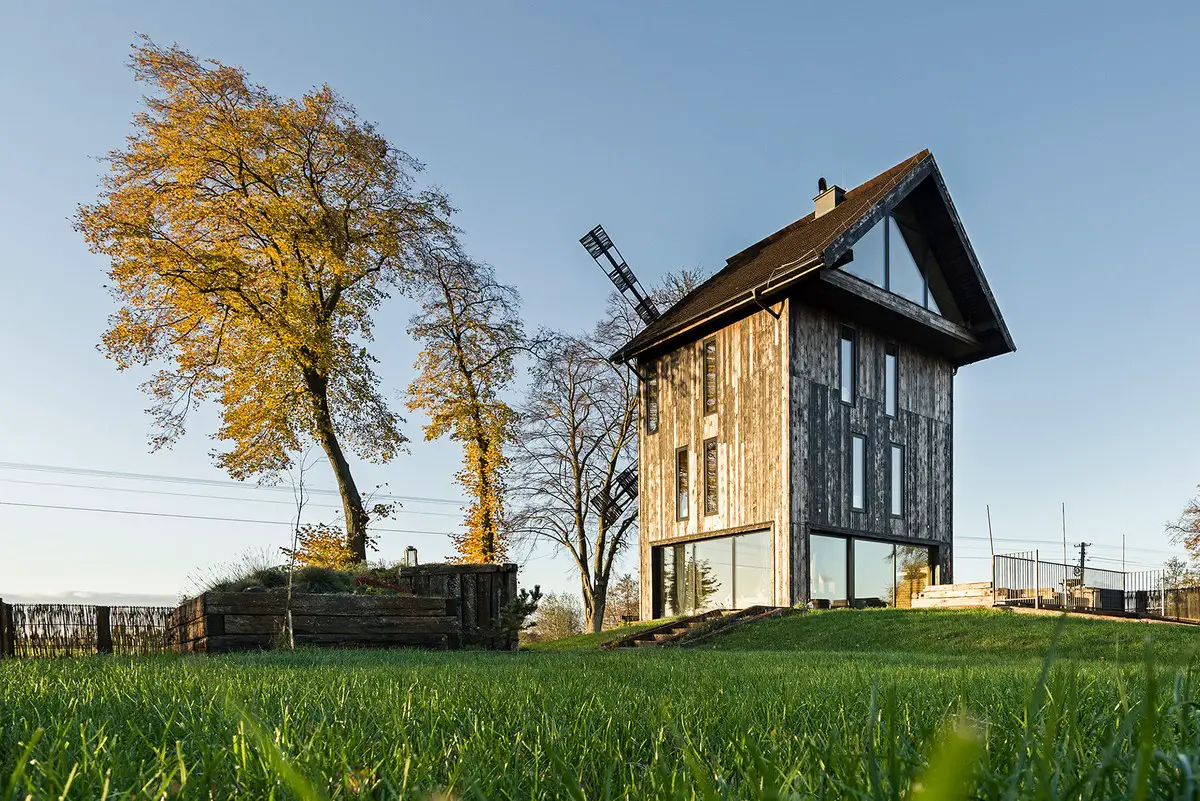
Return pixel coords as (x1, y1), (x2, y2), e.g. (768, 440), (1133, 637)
(95, 607), (113, 655)
(223, 614), (458, 637)
(789, 299), (954, 601)
(203, 593), (446, 616)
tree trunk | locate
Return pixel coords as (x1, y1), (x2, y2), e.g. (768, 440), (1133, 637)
(586, 578), (608, 634)
(303, 368), (370, 561)
(474, 429), (497, 562)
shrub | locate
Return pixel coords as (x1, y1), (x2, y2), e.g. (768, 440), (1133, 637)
(281, 523), (359, 570)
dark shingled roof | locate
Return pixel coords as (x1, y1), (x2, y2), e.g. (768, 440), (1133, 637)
(617, 150), (932, 359)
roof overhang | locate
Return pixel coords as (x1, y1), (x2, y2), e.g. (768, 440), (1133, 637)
(610, 151), (1014, 367)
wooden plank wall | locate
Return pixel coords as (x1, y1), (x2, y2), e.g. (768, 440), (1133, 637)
(789, 299), (954, 603)
(395, 563), (519, 648)
(637, 303), (792, 618)
(166, 593), (461, 654)
(0, 598), (11, 659)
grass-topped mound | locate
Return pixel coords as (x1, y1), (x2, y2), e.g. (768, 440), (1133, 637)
(193, 549), (413, 596)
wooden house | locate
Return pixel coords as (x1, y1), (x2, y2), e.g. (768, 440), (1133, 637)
(611, 151), (1014, 618)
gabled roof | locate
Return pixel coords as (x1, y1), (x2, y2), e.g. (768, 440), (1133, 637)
(613, 150), (1014, 366)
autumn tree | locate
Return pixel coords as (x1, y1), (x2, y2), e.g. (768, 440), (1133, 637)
(407, 248), (523, 563)
(75, 39), (454, 560)
(511, 271), (704, 632)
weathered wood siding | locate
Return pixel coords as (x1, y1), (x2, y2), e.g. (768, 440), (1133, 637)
(637, 303), (791, 618)
(788, 298), (954, 603)
(166, 593), (462, 653)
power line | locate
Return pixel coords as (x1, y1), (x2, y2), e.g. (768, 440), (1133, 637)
(0, 461), (464, 507)
(0, 477), (464, 518)
(0, 500), (459, 538)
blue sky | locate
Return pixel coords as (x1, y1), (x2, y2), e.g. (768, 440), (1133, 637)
(1, 1), (1198, 602)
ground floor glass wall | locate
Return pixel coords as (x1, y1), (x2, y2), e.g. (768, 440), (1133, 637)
(809, 533), (935, 608)
(656, 530), (773, 617)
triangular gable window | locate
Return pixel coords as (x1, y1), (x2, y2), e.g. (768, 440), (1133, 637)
(842, 213), (942, 315)
(888, 217), (926, 308)
(844, 218), (885, 288)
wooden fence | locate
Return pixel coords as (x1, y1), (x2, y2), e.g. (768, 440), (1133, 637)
(0, 599), (173, 659)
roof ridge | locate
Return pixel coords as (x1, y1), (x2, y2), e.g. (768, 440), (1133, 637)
(615, 149), (933, 360)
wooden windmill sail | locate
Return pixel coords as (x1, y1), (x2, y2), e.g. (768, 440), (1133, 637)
(580, 224), (657, 524)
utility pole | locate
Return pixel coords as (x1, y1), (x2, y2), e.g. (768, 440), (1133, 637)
(1075, 541), (1092, 593)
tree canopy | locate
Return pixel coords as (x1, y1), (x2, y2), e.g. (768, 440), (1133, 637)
(75, 39), (455, 559)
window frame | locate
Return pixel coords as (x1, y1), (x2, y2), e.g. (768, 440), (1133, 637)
(890, 443), (905, 518)
(851, 433), (867, 513)
(884, 343), (899, 418)
(675, 446), (690, 521)
(644, 360), (659, 434)
(703, 437), (718, 516)
(839, 327), (857, 406)
(702, 337), (718, 416)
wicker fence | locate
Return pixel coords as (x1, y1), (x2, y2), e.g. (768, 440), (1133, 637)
(0, 599), (173, 659)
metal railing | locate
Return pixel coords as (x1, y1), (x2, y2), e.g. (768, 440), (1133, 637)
(993, 551), (1168, 616)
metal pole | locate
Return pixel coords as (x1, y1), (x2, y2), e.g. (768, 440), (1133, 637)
(1061, 503), (1068, 610)
(1034, 550), (1040, 610)
(987, 505), (995, 559)
(1162, 571), (1167, 618)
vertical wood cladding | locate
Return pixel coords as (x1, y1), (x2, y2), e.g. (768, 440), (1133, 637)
(637, 303), (791, 618)
(788, 299), (954, 603)
(636, 294), (955, 616)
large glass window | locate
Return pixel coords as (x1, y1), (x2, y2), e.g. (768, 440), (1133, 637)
(844, 218), (885, 286)
(644, 361), (659, 434)
(734, 530), (773, 607)
(694, 537), (733, 611)
(703, 438), (718, 516)
(842, 212), (941, 314)
(839, 328), (856, 404)
(808, 535), (935, 608)
(885, 344), (898, 418)
(655, 530), (774, 616)
(675, 447), (689, 520)
(703, 338), (718, 415)
(888, 218), (927, 308)
(854, 540), (896, 608)
(851, 434), (866, 512)
(809, 534), (848, 607)
(890, 444), (904, 518)
(895, 545), (934, 608)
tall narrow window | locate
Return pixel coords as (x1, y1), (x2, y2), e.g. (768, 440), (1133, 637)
(703, 338), (718, 415)
(890, 444), (904, 517)
(644, 361), (659, 434)
(676, 447), (689, 520)
(839, 328), (856, 404)
(704, 438), (718, 516)
(885, 344), (898, 418)
(851, 434), (866, 512)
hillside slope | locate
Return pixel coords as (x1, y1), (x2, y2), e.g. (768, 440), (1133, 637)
(540, 608), (1200, 664)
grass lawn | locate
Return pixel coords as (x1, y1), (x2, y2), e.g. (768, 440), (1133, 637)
(3, 608), (1200, 799)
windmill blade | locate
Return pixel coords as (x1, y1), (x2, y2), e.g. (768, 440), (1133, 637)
(589, 463), (640, 526)
(580, 225), (660, 325)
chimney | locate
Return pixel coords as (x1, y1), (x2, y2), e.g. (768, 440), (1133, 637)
(813, 176), (845, 217)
